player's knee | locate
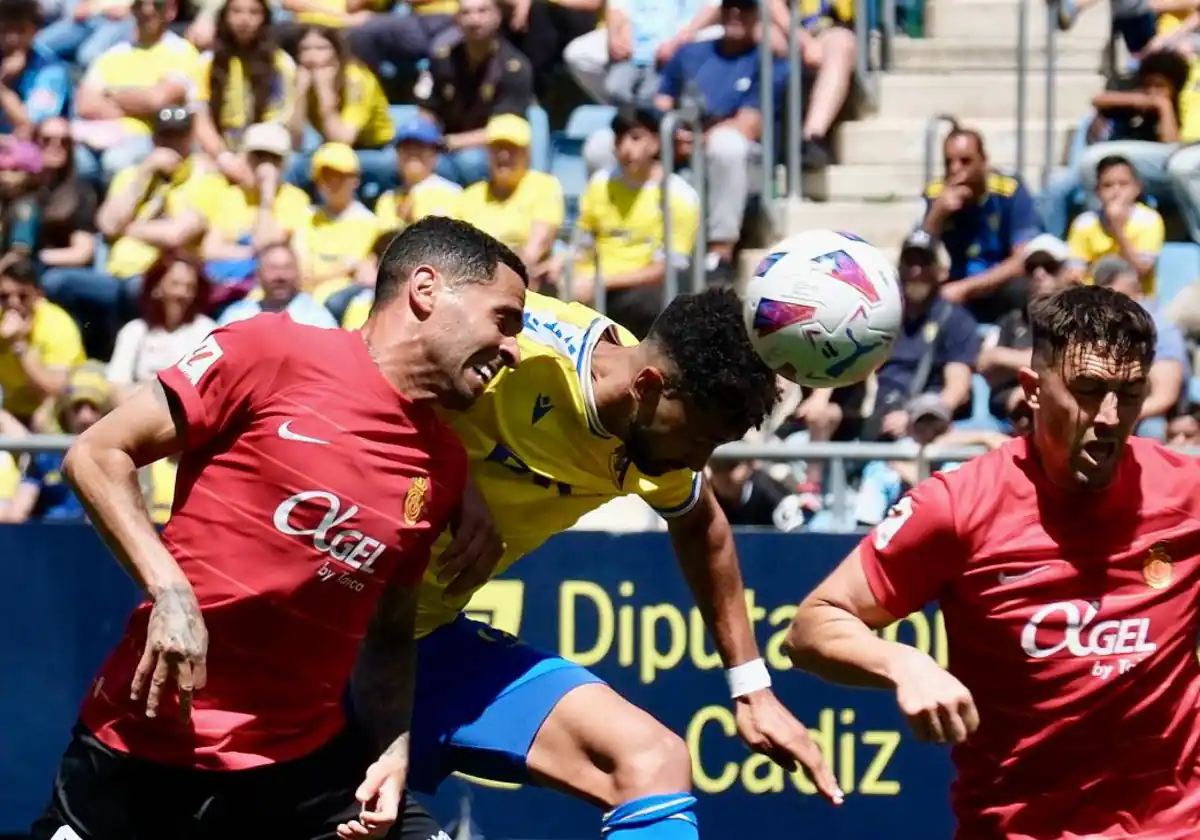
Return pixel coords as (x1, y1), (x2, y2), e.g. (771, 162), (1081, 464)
(611, 726), (692, 798)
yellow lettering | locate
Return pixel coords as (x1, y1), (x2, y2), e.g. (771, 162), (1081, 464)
(789, 708), (833, 795)
(618, 581), (635, 666)
(686, 706), (738, 794)
(740, 753), (785, 794)
(559, 581), (613, 666)
(837, 708), (856, 794)
(859, 731), (901, 795)
(765, 604), (797, 670)
(933, 610), (948, 669)
(882, 611), (931, 658)
(689, 606), (721, 670)
(639, 604), (686, 684)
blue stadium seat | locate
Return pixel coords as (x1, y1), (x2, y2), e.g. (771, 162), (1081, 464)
(1157, 242), (1200, 309)
(552, 105), (617, 228)
(1066, 111), (1095, 169)
(954, 374), (1003, 433)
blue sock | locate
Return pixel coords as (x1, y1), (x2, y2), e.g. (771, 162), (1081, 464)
(600, 794), (698, 840)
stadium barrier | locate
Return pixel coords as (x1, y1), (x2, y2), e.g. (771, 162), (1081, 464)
(660, 106), (710, 302)
(0, 526), (956, 839)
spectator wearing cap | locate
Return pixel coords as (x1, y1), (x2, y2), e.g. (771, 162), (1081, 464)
(219, 240), (337, 327)
(1066, 154), (1164, 294)
(0, 256), (84, 431)
(292, 140), (381, 305)
(1093, 256), (1188, 440)
(96, 106), (226, 303)
(374, 116), (461, 232)
(921, 126), (1043, 324)
(1, 360), (113, 523)
(415, 0), (533, 186)
(194, 0), (297, 187)
(74, 0), (203, 183)
(0, 0), (70, 137)
(977, 234), (1072, 428)
(0, 137), (43, 254)
(284, 25), (394, 193)
(545, 107), (699, 339)
(455, 114), (562, 283)
(203, 121), (311, 284)
(863, 228), (978, 441)
(107, 250), (215, 402)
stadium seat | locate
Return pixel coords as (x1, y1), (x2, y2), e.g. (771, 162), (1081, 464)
(1157, 242), (1200, 309)
(552, 105), (617, 227)
(954, 374), (1003, 433)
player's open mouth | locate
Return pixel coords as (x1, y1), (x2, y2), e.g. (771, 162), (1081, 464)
(1083, 440), (1117, 463)
(469, 363), (498, 387)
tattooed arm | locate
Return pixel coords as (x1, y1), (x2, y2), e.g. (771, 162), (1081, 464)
(342, 581), (418, 839)
(63, 379), (208, 720)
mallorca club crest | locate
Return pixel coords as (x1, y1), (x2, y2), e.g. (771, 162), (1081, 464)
(753, 298), (816, 337)
(814, 250), (880, 304)
(404, 476), (429, 526)
(1143, 542), (1172, 590)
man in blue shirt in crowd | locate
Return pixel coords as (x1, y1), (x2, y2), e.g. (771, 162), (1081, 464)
(0, 0), (70, 136)
(865, 229), (979, 440)
(921, 127), (1043, 324)
(1, 362), (109, 523)
(218, 242), (338, 329)
(600, 0), (717, 107)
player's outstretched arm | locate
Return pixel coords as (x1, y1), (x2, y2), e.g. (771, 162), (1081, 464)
(666, 483), (842, 803)
(784, 549), (978, 745)
(344, 580), (418, 839)
(64, 379), (207, 721)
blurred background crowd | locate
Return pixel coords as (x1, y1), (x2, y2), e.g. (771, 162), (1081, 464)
(0, 0), (1198, 534)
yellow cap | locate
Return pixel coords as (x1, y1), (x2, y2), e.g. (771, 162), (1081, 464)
(312, 142), (361, 176)
(485, 114), (532, 148)
(63, 361), (113, 411)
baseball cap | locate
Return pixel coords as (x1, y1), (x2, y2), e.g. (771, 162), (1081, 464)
(155, 106), (192, 134)
(900, 229), (937, 260)
(63, 362), (113, 412)
(394, 117), (444, 147)
(1023, 233), (1069, 265)
(242, 122), (292, 157)
(907, 393), (951, 424)
(485, 114), (532, 147)
(312, 142), (360, 176)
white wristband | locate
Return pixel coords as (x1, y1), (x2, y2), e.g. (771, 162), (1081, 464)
(726, 658), (771, 698)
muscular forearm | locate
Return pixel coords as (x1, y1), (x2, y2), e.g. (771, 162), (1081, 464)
(785, 604), (912, 689)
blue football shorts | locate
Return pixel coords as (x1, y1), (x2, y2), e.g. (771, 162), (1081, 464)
(404, 615), (605, 793)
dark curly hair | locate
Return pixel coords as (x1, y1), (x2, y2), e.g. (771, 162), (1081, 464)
(209, 0), (279, 137)
(1029, 284), (1156, 372)
(645, 287), (780, 434)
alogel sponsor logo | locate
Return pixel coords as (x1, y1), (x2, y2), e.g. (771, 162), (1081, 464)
(1020, 601), (1156, 660)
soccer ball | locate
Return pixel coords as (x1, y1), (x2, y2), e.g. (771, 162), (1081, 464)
(742, 230), (902, 388)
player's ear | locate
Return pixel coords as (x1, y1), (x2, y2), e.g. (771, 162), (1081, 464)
(1017, 366), (1040, 410)
(407, 264), (438, 318)
(631, 365), (666, 403)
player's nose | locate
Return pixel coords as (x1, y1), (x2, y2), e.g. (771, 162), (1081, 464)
(499, 336), (520, 369)
(1094, 391), (1120, 427)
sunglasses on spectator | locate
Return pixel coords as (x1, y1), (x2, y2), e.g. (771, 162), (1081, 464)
(1025, 257), (1062, 274)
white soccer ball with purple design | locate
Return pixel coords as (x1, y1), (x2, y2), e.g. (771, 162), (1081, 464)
(742, 229), (902, 388)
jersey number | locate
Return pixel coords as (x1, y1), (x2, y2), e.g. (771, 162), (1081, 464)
(485, 442), (572, 496)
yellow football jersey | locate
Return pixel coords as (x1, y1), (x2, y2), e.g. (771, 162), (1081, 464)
(417, 291), (702, 637)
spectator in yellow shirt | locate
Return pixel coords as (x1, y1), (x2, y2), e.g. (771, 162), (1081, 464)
(285, 25), (396, 193)
(98, 107), (228, 288)
(0, 257), (85, 429)
(545, 107), (699, 339)
(294, 141), (382, 306)
(374, 117), (461, 232)
(1066, 154), (1165, 295)
(194, 0), (297, 186)
(73, 0), (202, 182)
(203, 122), (312, 283)
(456, 114), (562, 286)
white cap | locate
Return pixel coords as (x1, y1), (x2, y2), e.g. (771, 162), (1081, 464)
(241, 122), (292, 157)
(1023, 233), (1069, 264)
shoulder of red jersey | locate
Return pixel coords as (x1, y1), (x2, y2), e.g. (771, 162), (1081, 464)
(923, 437), (1038, 545)
(1126, 436), (1200, 513)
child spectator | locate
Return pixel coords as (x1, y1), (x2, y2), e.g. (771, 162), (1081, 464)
(373, 116), (460, 231)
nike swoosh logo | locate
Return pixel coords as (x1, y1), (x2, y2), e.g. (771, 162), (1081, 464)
(997, 566), (1050, 586)
(278, 420), (330, 445)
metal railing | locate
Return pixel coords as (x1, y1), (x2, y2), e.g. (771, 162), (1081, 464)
(1015, 0), (1063, 190)
(923, 113), (961, 187)
(660, 107), (709, 302)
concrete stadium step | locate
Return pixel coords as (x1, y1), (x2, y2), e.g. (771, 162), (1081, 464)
(772, 199), (926, 247)
(801, 163), (1051, 200)
(891, 38), (1102, 72)
(836, 117), (1079, 169)
(927, 0), (1111, 43)
(877, 72), (1104, 119)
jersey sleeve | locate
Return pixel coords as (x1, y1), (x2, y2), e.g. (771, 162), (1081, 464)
(157, 316), (285, 450)
(638, 468), (703, 519)
(856, 474), (968, 618)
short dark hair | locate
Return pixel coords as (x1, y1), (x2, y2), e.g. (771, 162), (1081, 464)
(0, 254), (38, 287)
(1029, 284), (1156, 372)
(1137, 49), (1190, 96)
(373, 216), (529, 311)
(644, 287), (779, 433)
(1095, 154), (1136, 182)
(0, 0), (42, 26)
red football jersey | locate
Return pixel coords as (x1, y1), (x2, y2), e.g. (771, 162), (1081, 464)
(80, 314), (467, 770)
(860, 436), (1200, 840)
